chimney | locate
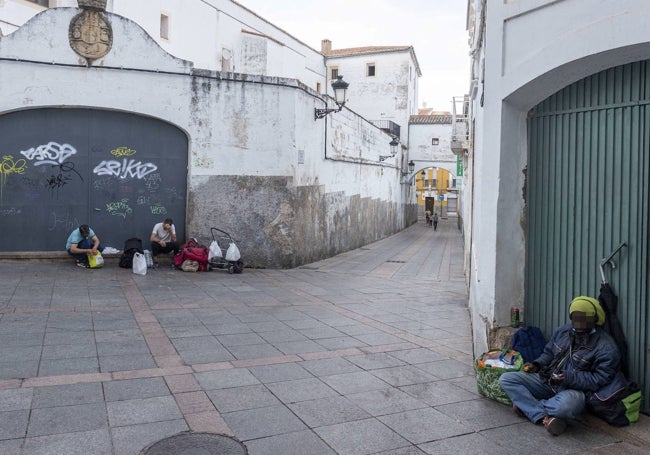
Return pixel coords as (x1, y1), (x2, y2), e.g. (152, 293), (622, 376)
(321, 39), (332, 54)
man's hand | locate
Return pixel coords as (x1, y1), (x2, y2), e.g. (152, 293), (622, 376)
(523, 362), (540, 373)
(551, 372), (565, 382)
(159, 240), (166, 247)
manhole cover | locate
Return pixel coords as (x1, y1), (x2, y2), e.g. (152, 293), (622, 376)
(141, 432), (247, 455)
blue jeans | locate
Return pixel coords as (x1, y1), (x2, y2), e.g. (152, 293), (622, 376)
(67, 239), (104, 264)
(499, 371), (585, 423)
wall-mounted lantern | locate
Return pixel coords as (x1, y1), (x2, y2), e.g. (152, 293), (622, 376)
(389, 137), (399, 157)
(315, 75), (349, 119)
(402, 160), (415, 176)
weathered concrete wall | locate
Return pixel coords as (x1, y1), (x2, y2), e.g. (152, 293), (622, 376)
(188, 176), (405, 268)
(0, 7), (414, 267)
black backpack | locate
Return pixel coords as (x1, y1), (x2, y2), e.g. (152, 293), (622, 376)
(119, 237), (143, 268)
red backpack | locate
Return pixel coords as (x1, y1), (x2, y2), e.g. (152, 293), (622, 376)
(174, 238), (209, 271)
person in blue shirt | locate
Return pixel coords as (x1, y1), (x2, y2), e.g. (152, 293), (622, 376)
(66, 224), (104, 268)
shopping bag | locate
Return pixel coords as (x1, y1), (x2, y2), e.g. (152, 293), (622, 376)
(209, 240), (222, 260)
(132, 252), (147, 275)
(87, 252), (104, 269)
(225, 242), (241, 261)
(475, 349), (523, 405)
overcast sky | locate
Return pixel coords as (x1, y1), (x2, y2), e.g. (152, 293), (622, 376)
(235, 0), (471, 112)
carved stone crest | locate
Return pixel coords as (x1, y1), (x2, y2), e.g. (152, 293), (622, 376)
(69, 0), (112, 64)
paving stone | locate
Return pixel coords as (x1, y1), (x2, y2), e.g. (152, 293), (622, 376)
(435, 398), (523, 431)
(0, 388), (33, 411)
(400, 381), (477, 406)
(227, 343), (284, 360)
(258, 330), (308, 343)
(273, 340), (327, 355)
(43, 331), (95, 346)
(248, 362), (313, 383)
(205, 323), (253, 335)
(245, 429), (336, 455)
(103, 377), (170, 402)
(299, 357), (363, 377)
(0, 438), (22, 455)
(22, 428), (112, 455)
(41, 343), (97, 360)
(99, 354), (157, 373)
(106, 396), (183, 427)
(387, 348), (449, 365)
(195, 368), (260, 390)
(414, 359), (474, 379)
(374, 445), (427, 455)
(346, 388), (428, 416)
(222, 405), (307, 441)
(315, 418), (410, 455)
(266, 378), (339, 403)
(96, 340), (150, 356)
(27, 403), (107, 437)
(345, 353), (406, 370)
(217, 332), (266, 347)
(32, 382), (103, 408)
(369, 365), (439, 387)
(336, 324), (383, 336)
(320, 371), (391, 395)
(0, 410), (29, 440)
(0, 346), (42, 363)
(289, 395), (370, 427)
(298, 327), (346, 340)
(315, 336), (369, 350)
(378, 407), (471, 444)
(38, 357), (100, 376)
(162, 325), (211, 338)
(207, 384), (281, 413)
(353, 333), (406, 346)
(111, 419), (188, 455)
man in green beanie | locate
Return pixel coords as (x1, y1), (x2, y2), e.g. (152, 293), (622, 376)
(499, 296), (620, 436)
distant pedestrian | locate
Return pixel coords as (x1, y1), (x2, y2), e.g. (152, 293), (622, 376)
(432, 212), (439, 231)
(425, 209), (432, 225)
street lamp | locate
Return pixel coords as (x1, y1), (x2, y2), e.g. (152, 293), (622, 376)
(389, 137), (399, 156)
(315, 75), (349, 119)
(401, 160), (415, 176)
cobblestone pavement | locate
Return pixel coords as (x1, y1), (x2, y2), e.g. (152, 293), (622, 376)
(0, 219), (648, 454)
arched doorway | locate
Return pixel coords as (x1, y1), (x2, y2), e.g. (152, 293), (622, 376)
(526, 60), (649, 409)
(0, 108), (188, 251)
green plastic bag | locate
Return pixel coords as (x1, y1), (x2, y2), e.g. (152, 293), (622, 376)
(475, 349), (523, 405)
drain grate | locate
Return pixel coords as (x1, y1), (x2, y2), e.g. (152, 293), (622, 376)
(386, 260), (406, 263)
(141, 432), (247, 455)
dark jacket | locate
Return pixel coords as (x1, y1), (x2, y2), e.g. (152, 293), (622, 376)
(534, 323), (619, 393)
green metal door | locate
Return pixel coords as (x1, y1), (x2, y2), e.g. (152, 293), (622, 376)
(527, 60), (649, 411)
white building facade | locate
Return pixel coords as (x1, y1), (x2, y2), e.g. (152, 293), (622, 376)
(0, 2), (418, 266)
(465, 0), (650, 409)
(322, 40), (421, 143)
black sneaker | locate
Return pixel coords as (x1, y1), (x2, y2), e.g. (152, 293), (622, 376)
(76, 261), (88, 268)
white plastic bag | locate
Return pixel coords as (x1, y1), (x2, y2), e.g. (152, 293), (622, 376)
(209, 240), (222, 260)
(132, 252), (147, 275)
(225, 242), (241, 261)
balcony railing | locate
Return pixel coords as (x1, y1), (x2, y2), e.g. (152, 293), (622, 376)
(451, 95), (470, 155)
(370, 120), (401, 139)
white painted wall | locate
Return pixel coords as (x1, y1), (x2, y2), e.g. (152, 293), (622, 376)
(466, 0), (650, 354)
(327, 50), (419, 141)
(408, 122), (457, 177)
(0, 7), (402, 213)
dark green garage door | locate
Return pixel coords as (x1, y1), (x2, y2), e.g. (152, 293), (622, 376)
(0, 108), (188, 251)
(527, 60), (649, 411)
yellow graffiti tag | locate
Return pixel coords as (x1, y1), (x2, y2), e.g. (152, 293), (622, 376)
(111, 147), (137, 157)
(1, 155), (28, 202)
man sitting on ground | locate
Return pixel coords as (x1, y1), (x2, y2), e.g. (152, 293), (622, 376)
(150, 218), (180, 267)
(66, 224), (104, 268)
(499, 296), (620, 436)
